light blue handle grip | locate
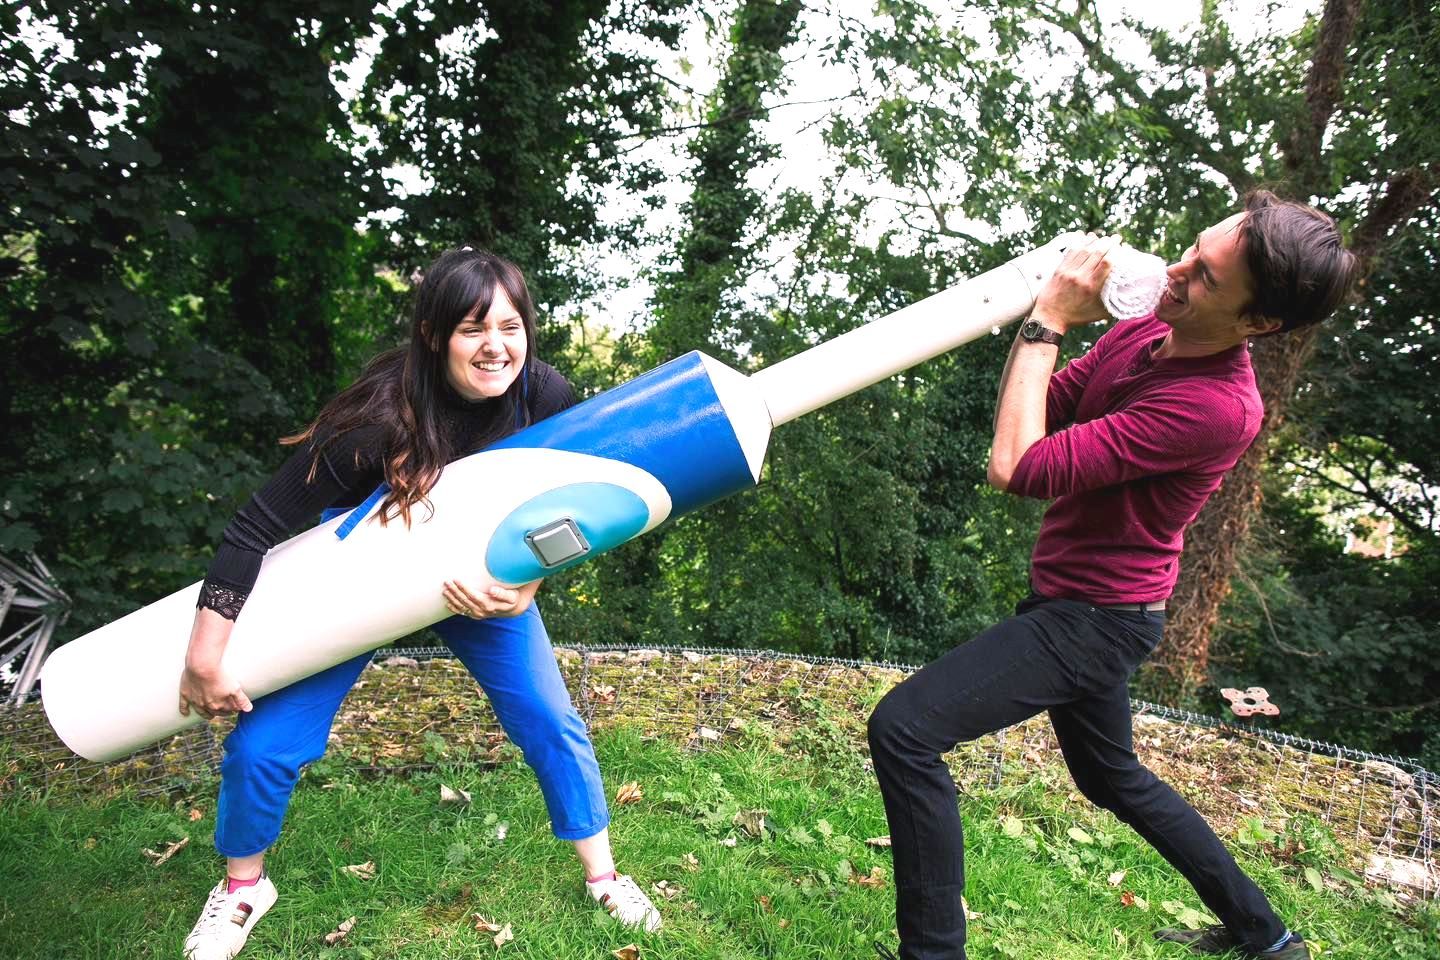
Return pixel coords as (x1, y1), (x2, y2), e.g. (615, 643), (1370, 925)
(486, 481), (651, 582)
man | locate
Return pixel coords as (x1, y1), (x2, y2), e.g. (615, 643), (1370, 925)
(867, 191), (1359, 960)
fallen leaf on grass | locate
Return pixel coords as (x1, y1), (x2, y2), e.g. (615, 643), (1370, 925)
(720, 837), (737, 848)
(865, 836), (892, 848)
(472, 914), (503, 933)
(652, 880), (683, 901)
(440, 784), (472, 807)
(82, 837), (97, 850)
(1160, 899), (1211, 929)
(142, 836), (189, 866)
(615, 781), (644, 805)
(342, 861), (376, 881)
(1108, 869), (1127, 887)
(681, 852), (700, 871)
(188, 808), (204, 822)
(962, 897), (982, 921)
(850, 867), (887, 889)
(733, 809), (767, 837)
(612, 946), (640, 960)
(756, 894), (773, 913)
(1120, 891), (1148, 910)
(777, 918), (791, 929)
(1000, 816), (1024, 838)
(492, 922), (514, 949)
(323, 916), (357, 946)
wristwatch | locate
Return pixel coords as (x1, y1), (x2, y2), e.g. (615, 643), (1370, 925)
(1019, 318), (1064, 347)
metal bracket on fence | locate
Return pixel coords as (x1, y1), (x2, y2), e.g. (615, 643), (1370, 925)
(1221, 686), (1280, 718)
(0, 551), (71, 707)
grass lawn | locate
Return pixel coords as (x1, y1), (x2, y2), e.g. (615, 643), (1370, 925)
(1, 725), (1434, 959)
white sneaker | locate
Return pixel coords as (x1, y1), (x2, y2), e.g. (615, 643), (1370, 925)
(182, 876), (277, 960)
(586, 874), (663, 932)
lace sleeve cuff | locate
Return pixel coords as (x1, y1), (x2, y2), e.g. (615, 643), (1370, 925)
(197, 580), (248, 621)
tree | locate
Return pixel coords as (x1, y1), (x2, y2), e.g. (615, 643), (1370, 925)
(874, 0), (1439, 697)
(602, 0), (1051, 660)
(359, 0), (686, 336)
(1, 2), (385, 630)
(545, 0), (809, 650)
(1065, 0), (1440, 698)
(2, 1), (690, 638)
(1209, 201), (1439, 765)
(640, 0), (805, 366)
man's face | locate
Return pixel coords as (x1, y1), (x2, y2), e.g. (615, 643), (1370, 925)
(1155, 212), (1276, 341)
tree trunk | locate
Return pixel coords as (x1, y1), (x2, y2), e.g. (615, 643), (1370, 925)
(1139, 0), (1375, 701)
(1146, 160), (1436, 701)
(1143, 328), (1317, 701)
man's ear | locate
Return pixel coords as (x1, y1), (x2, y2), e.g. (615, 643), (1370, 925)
(1241, 314), (1283, 338)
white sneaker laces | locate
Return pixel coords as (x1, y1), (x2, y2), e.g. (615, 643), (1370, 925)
(193, 885), (237, 934)
(592, 875), (662, 931)
(189, 881), (265, 942)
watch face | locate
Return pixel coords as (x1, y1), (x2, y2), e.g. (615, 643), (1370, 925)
(1021, 319), (1059, 344)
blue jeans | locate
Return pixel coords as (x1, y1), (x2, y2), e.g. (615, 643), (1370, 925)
(867, 595), (1285, 959)
(214, 601), (609, 857)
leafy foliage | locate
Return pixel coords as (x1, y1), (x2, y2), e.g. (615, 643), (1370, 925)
(1, 2), (1435, 762)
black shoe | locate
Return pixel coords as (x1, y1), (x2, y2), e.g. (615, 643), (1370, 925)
(873, 941), (900, 960)
(1155, 925), (1310, 958)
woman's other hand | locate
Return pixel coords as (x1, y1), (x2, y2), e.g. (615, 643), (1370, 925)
(179, 663), (253, 719)
(443, 579), (538, 619)
(180, 606), (252, 718)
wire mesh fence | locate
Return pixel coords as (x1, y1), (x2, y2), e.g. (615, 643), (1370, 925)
(3, 643), (1434, 901)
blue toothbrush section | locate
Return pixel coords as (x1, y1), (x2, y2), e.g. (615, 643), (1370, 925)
(490, 352), (755, 515)
(482, 352), (757, 580)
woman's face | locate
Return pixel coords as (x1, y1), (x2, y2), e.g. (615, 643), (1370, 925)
(444, 288), (528, 400)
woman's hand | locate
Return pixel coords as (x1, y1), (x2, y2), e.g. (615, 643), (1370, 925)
(180, 605), (252, 719)
(443, 579), (539, 619)
(179, 663), (253, 719)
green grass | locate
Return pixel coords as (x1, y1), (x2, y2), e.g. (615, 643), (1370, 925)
(0, 726), (1434, 959)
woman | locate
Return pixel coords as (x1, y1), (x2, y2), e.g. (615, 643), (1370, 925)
(178, 249), (661, 960)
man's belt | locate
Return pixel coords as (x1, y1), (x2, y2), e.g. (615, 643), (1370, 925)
(1101, 599), (1167, 612)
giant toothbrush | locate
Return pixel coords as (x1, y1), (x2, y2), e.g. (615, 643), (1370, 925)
(41, 233), (1164, 761)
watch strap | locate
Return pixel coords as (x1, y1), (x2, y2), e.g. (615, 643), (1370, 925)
(1020, 319), (1064, 346)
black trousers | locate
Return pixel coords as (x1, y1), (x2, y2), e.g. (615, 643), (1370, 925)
(867, 595), (1286, 959)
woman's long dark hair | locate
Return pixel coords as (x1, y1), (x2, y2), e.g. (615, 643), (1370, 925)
(283, 248), (539, 527)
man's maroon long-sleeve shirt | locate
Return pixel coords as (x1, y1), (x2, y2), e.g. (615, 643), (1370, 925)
(1007, 314), (1263, 605)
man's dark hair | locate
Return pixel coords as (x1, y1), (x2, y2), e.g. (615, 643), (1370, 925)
(1238, 189), (1360, 333)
